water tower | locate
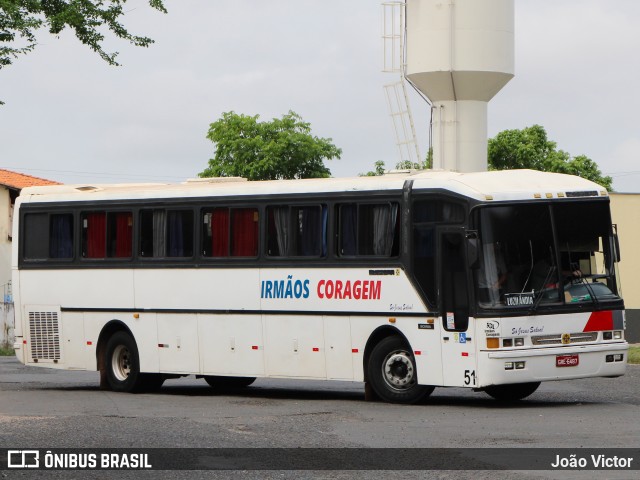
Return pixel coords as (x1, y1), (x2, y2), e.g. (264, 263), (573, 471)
(404, 0), (514, 172)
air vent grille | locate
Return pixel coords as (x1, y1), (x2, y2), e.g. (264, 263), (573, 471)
(29, 311), (61, 361)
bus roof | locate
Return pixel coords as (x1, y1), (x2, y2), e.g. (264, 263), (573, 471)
(17, 169), (607, 204)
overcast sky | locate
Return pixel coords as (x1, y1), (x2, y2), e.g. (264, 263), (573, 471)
(1, 0), (639, 191)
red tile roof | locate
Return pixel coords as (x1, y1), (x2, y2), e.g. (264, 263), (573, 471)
(0, 169), (61, 189)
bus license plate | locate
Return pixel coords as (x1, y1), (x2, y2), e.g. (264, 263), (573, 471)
(556, 354), (579, 367)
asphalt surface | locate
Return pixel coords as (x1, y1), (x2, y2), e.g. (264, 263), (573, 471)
(0, 357), (638, 479)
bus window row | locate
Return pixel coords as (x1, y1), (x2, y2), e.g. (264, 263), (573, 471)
(21, 202), (401, 262)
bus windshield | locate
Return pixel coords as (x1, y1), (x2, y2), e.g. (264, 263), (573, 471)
(474, 201), (621, 311)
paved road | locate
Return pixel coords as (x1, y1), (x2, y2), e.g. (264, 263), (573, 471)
(0, 357), (638, 479)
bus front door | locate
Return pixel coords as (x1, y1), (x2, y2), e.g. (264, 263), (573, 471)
(439, 228), (478, 388)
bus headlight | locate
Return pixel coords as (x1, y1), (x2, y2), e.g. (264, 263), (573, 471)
(613, 331), (623, 340)
(514, 338), (525, 347)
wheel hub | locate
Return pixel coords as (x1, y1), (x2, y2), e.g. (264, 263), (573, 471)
(112, 345), (131, 382)
(382, 351), (415, 391)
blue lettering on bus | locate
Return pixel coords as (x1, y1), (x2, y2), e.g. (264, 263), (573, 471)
(261, 275), (310, 299)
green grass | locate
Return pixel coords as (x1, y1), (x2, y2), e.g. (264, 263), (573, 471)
(628, 345), (640, 365)
(0, 345), (15, 356)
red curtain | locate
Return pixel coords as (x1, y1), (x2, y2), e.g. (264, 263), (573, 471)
(86, 212), (106, 258)
(231, 208), (258, 257)
(114, 213), (133, 258)
(212, 208), (229, 257)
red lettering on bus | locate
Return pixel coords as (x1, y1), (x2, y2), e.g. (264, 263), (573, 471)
(353, 280), (362, 299)
(371, 280), (381, 300)
(325, 280), (335, 299)
(316, 279), (382, 301)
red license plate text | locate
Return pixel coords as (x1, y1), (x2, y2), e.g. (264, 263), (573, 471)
(556, 354), (579, 367)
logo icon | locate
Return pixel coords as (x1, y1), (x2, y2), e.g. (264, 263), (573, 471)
(7, 450), (40, 468)
(485, 321), (499, 331)
(561, 333), (571, 345)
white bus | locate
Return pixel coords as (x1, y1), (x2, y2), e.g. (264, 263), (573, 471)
(11, 170), (628, 403)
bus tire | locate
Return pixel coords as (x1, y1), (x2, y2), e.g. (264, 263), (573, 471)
(105, 331), (146, 393)
(203, 376), (256, 389)
(367, 336), (434, 404)
(484, 382), (541, 402)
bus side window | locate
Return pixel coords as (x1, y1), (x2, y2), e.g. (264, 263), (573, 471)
(202, 208), (230, 257)
(337, 203), (399, 257)
(166, 210), (194, 257)
(49, 213), (74, 259)
(22, 212), (74, 261)
(338, 204), (357, 256)
(23, 213), (50, 260)
(267, 205), (325, 257)
(230, 208), (258, 257)
(140, 209), (194, 258)
(107, 212), (133, 258)
(83, 212), (107, 258)
(82, 211), (133, 259)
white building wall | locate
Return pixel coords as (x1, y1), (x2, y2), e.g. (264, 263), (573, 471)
(610, 193), (640, 343)
(0, 187), (11, 289)
(0, 302), (14, 347)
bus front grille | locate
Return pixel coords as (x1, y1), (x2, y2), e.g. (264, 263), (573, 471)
(28, 311), (61, 361)
(531, 332), (598, 345)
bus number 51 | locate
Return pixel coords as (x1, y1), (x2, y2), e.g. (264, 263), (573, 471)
(464, 370), (476, 386)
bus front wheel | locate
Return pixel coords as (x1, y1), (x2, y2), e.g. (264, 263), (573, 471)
(367, 336), (434, 404)
(105, 331), (152, 393)
(484, 382), (541, 402)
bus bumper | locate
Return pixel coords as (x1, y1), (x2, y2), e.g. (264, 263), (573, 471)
(477, 342), (628, 387)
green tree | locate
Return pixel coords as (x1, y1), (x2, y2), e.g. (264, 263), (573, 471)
(489, 125), (612, 190)
(359, 148), (433, 176)
(0, 1), (166, 70)
(200, 111), (341, 181)
(360, 160), (386, 177)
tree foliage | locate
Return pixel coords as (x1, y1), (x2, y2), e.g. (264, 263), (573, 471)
(200, 111), (341, 181)
(0, 0), (166, 70)
(360, 149), (433, 176)
(488, 125), (612, 190)
(360, 160), (386, 177)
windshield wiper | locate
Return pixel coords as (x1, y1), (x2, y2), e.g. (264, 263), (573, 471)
(529, 266), (556, 315)
(566, 276), (600, 308)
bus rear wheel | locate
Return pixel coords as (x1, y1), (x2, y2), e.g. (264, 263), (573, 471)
(204, 376), (256, 389)
(367, 336), (434, 404)
(484, 382), (541, 402)
(105, 331), (160, 393)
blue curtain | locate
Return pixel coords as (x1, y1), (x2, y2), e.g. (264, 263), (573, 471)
(167, 211), (184, 257)
(50, 214), (73, 258)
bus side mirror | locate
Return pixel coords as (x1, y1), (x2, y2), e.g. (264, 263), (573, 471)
(466, 231), (479, 269)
